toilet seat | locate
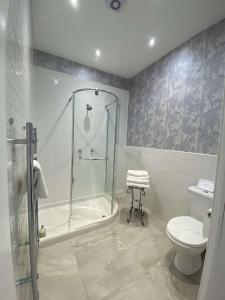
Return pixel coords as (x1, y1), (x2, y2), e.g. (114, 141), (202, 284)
(166, 216), (207, 248)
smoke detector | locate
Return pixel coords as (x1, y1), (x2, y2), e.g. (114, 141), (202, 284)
(105, 0), (127, 12)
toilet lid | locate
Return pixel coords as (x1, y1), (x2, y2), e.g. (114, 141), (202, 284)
(167, 216), (207, 248)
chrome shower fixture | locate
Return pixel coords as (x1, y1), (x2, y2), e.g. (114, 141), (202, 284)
(86, 104), (92, 111)
(105, 0), (127, 11)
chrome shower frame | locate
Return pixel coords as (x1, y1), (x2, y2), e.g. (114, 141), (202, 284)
(69, 88), (120, 222)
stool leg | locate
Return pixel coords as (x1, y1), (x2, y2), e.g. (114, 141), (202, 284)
(139, 189), (144, 226)
(127, 188), (134, 223)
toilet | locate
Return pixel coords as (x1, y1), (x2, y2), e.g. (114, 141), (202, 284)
(166, 185), (213, 275)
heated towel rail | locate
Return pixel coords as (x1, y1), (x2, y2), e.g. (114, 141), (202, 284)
(7, 121), (39, 300)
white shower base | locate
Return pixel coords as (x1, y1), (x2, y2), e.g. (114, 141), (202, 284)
(38, 194), (118, 247)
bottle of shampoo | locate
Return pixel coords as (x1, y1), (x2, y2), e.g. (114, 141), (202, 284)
(39, 225), (46, 238)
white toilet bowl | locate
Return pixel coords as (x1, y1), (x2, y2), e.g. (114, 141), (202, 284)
(166, 216), (207, 275)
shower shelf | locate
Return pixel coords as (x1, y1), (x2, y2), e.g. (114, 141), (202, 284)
(79, 157), (109, 161)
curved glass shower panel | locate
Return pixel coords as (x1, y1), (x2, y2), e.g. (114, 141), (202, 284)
(70, 89), (119, 223)
(105, 100), (119, 214)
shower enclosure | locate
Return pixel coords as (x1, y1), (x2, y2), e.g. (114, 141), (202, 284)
(69, 88), (120, 226)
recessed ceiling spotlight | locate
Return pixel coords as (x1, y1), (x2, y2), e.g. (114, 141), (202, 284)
(148, 37), (156, 48)
(105, 0), (127, 12)
(111, 0), (121, 10)
(95, 49), (101, 58)
(69, 0), (79, 9)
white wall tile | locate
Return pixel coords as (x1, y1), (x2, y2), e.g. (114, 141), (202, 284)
(125, 146), (217, 222)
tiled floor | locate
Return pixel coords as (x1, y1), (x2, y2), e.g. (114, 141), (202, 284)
(38, 196), (201, 300)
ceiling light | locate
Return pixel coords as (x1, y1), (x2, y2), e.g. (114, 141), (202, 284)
(148, 37), (156, 48)
(69, 0), (79, 9)
(111, 0), (121, 10)
(95, 49), (101, 58)
(105, 0), (127, 12)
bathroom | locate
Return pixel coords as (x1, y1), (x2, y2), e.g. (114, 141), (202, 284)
(0, 0), (225, 299)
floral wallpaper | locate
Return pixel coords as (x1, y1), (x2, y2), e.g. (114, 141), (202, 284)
(127, 19), (225, 155)
(33, 49), (129, 90)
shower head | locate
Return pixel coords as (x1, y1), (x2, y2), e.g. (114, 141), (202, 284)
(86, 104), (92, 111)
(95, 90), (99, 96)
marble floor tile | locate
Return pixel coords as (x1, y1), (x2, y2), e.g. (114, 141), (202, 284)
(146, 249), (200, 300)
(38, 242), (88, 300)
(74, 236), (146, 300)
(38, 195), (199, 300)
(103, 274), (170, 300)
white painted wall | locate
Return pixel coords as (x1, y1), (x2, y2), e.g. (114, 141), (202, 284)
(34, 66), (129, 206)
(0, 1), (17, 299)
(125, 146), (217, 222)
(0, 0), (33, 299)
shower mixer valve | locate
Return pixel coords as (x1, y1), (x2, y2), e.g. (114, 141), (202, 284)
(86, 104), (93, 111)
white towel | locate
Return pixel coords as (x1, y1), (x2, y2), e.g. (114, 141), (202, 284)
(33, 160), (48, 198)
(126, 175), (149, 185)
(126, 182), (150, 189)
(127, 170), (149, 177)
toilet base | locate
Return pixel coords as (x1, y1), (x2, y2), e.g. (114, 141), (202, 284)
(174, 251), (202, 275)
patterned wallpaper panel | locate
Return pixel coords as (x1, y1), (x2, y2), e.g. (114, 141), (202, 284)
(127, 19), (225, 154)
(33, 49), (129, 91)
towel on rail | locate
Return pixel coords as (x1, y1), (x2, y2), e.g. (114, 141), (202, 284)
(33, 160), (48, 198)
(127, 170), (149, 177)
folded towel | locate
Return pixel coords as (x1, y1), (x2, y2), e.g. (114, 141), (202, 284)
(127, 175), (149, 180)
(126, 175), (149, 185)
(126, 182), (150, 189)
(127, 170), (149, 177)
(33, 160), (48, 198)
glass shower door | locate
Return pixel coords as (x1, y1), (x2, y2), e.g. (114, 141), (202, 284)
(70, 89), (119, 224)
(105, 100), (119, 214)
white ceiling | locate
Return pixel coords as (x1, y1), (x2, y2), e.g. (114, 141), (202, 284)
(31, 0), (225, 78)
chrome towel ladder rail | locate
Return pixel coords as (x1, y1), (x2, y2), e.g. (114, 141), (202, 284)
(7, 122), (39, 300)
